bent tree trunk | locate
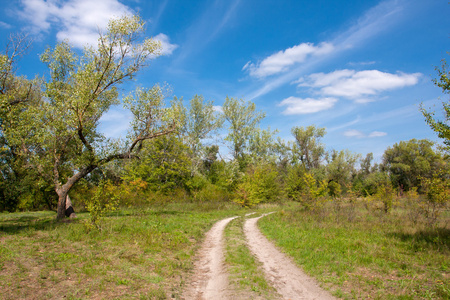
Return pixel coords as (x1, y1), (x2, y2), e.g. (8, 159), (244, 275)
(56, 187), (69, 220)
(55, 165), (95, 220)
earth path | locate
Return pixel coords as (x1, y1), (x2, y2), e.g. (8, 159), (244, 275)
(182, 213), (336, 299)
(244, 213), (336, 300)
(181, 216), (238, 300)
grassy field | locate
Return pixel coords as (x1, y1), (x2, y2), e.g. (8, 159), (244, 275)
(259, 201), (450, 299)
(0, 202), (246, 299)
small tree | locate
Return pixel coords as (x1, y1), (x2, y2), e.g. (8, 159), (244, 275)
(222, 97), (266, 169)
(291, 125), (326, 170)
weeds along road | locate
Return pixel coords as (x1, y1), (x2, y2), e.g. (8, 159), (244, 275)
(182, 213), (336, 300)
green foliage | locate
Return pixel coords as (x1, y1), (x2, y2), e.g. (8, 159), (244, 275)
(0, 15), (178, 219)
(191, 181), (230, 203)
(372, 183), (395, 213)
(300, 172), (328, 210)
(179, 95), (223, 172)
(382, 139), (446, 192)
(291, 125), (326, 170)
(85, 180), (119, 230)
(421, 57), (450, 152)
(207, 159), (241, 191)
(326, 149), (360, 194)
(357, 171), (391, 197)
(419, 172), (450, 227)
(285, 164), (307, 200)
(327, 181), (342, 199)
(0, 35), (45, 212)
(285, 165), (327, 210)
(122, 135), (191, 194)
(222, 97), (266, 169)
(233, 163), (280, 207)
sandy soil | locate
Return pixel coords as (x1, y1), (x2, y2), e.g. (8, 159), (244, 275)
(244, 213), (336, 300)
(183, 213), (336, 299)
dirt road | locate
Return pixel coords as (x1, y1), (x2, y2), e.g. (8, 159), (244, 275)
(244, 214), (336, 299)
(182, 216), (238, 300)
(183, 213), (336, 299)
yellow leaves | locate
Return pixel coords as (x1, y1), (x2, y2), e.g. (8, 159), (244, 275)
(129, 178), (148, 190)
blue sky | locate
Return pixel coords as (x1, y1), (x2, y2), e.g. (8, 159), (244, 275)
(1, 0), (449, 161)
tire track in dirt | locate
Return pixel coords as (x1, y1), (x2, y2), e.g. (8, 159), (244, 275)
(182, 216), (238, 300)
(244, 213), (336, 300)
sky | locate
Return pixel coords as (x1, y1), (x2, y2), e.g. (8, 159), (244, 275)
(1, 0), (449, 162)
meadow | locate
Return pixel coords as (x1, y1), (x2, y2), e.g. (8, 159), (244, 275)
(0, 199), (448, 299)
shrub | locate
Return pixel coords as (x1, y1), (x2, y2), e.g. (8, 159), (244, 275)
(85, 180), (119, 230)
(419, 172), (450, 227)
(233, 163), (280, 207)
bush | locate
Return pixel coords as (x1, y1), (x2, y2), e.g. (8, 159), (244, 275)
(285, 166), (328, 210)
(419, 172), (450, 227)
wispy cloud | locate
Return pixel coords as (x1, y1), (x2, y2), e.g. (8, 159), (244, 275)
(278, 97), (337, 115)
(173, 0), (241, 64)
(344, 129), (387, 138)
(17, 0), (177, 52)
(99, 106), (132, 138)
(243, 42), (334, 78)
(299, 69), (421, 103)
(0, 21), (12, 29)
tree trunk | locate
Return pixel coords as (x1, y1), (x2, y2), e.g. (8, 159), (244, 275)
(56, 187), (69, 220)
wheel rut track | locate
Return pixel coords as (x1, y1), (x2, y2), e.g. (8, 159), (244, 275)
(244, 213), (336, 300)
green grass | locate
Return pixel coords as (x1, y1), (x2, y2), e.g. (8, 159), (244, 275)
(224, 214), (279, 299)
(2, 200), (448, 299)
(258, 201), (450, 299)
(0, 202), (247, 299)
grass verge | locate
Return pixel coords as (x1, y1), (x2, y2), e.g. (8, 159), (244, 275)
(258, 201), (450, 299)
(224, 214), (279, 299)
(0, 202), (245, 299)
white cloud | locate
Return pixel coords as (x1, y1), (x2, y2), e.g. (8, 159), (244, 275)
(368, 131), (387, 137)
(19, 0), (132, 47)
(17, 0), (176, 52)
(278, 97), (337, 115)
(244, 42), (334, 78)
(344, 129), (387, 138)
(299, 69), (421, 102)
(153, 33), (178, 56)
(99, 107), (132, 138)
(246, 0), (408, 100)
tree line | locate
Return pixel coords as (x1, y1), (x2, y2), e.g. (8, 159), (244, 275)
(1, 15), (449, 225)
